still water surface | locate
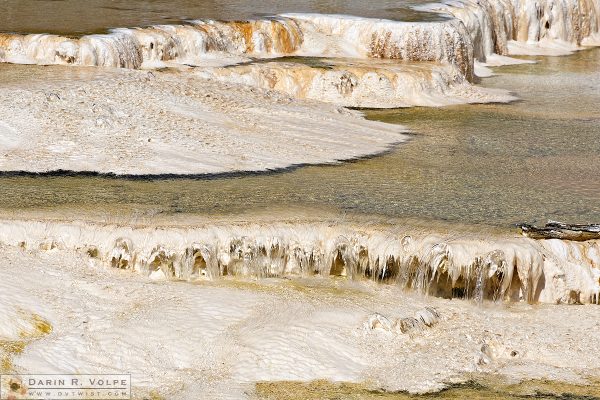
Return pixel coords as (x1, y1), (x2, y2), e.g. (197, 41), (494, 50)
(0, 0), (442, 35)
(0, 49), (598, 228)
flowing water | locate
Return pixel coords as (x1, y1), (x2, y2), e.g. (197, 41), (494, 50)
(0, 48), (598, 229)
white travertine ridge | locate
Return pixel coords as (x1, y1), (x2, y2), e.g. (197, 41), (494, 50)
(1, 1), (598, 73)
(0, 16), (474, 78)
(416, 0), (600, 59)
(0, 19), (304, 68)
(197, 60), (516, 108)
(279, 14), (475, 80)
(1, 219), (597, 305)
(0, 67), (405, 175)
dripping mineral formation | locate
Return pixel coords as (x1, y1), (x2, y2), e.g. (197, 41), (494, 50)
(195, 60), (516, 108)
(2, 219), (598, 305)
(0, 16), (474, 76)
(417, 0), (600, 58)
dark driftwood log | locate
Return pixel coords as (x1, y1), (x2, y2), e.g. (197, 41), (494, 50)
(518, 221), (600, 241)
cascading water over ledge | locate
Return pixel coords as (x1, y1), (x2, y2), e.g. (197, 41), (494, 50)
(196, 60), (516, 108)
(3, 219), (599, 305)
(0, 15), (474, 77)
(416, 0), (600, 59)
(0, 1), (598, 74)
(279, 14), (475, 80)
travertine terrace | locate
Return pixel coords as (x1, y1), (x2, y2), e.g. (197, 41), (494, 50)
(0, 0), (599, 398)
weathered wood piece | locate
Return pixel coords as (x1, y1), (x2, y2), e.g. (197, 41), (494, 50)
(518, 221), (600, 241)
